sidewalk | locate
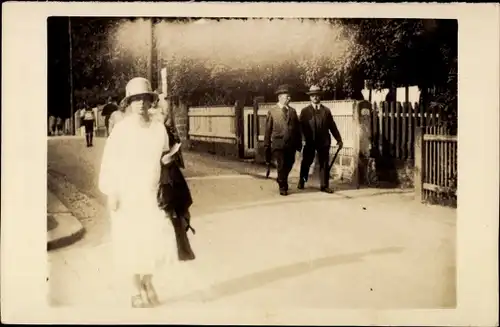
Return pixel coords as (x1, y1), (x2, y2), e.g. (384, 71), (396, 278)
(47, 188), (456, 309)
(47, 190), (85, 251)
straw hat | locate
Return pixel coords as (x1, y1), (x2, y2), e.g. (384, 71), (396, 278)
(306, 85), (324, 95)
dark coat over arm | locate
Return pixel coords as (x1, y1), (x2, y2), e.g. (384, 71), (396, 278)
(157, 125), (196, 261)
(157, 126), (192, 214)
(164, 115), (185, 169)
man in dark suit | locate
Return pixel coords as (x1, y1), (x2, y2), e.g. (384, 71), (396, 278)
(264, 84), (302, 196)
(298, 85), (343, 193)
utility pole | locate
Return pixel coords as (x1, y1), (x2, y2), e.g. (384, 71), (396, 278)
(148, 18), (155, 88)
(68, 17), (75, 135)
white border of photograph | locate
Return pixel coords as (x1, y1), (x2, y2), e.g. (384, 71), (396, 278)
(1, 2), (498, 325)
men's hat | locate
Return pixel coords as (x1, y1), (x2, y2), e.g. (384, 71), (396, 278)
(275, 84), (292, 95)
(306, 85), (324, 95)
(121, 77), (158, 105)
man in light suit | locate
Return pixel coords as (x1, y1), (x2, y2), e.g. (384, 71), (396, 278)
(264, 84), (303, 196)
(298, 85), (343, 193)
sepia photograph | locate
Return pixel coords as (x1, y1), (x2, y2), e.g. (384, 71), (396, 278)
(1, 2), (498, 325)
(47, 15), (458, 309)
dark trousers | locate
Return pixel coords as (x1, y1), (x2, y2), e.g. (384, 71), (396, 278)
(273, 147), (296, 191)
(83, 121), (94, 145)
(300, 145), (331, 189)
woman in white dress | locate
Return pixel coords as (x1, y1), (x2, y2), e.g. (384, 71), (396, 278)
(98, 77), (178, 308)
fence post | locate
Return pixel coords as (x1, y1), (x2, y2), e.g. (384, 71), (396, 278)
(353, 100), (373, 188)
(253, 97), (265, 162)
(73, 111), (79, 136)
(414, 127), (424, 202)
(234, 99), (245, 159)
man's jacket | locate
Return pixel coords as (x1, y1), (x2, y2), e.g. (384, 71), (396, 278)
(299, 104), (343, 148)
(263, 104), (302, 156)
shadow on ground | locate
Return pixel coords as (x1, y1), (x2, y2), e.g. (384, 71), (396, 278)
(162, 246), (404, 305)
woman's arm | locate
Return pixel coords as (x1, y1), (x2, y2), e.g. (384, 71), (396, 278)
(160, 126), (177, 166)
(98, 123), (122, 209)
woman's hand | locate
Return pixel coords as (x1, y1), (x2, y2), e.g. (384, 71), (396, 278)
(161, 143), (181, 165)
(108, 194), (120, 211)
(161, 153), (174, 165)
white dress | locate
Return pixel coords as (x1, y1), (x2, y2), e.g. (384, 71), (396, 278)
(99, 114), (177, 276)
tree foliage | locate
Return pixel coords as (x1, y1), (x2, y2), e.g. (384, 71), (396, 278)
(69, 17), (144, 108)
(52, 17), (457, 119)
(160, 18), (456, 111)
(336, 18), (457, 119)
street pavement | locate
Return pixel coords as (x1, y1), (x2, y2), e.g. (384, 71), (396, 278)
(47, 136), (457, 311)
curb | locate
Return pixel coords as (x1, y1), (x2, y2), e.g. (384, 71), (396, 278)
(47, 189), (87, 251)
(47, 213), (86, 251)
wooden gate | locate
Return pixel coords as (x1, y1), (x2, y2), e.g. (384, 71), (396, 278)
(415, 126), (457, 206)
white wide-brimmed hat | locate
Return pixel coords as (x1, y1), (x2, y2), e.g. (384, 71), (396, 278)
(121, 77), (158, 105)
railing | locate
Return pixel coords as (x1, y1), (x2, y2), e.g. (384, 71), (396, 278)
(415, 126), (457, 206)
(371, 101), (442, 160)
(187, 106), (236, 144)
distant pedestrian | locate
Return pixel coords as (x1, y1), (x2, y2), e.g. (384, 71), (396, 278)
(64, 118), (71, 135)
(48, 115), (56, 136)
(101, 96), (119, 137)
(108, 99), (128, 135)
(80, 106), (95, 147)
(98, 77), (177, 308)
(263, 84), (303, 196)
(298, 85), (343, 193)
(55, 116), (63, 136)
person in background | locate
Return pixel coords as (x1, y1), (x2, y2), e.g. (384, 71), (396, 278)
(98, 77), (178, 308)
(298, 85), (343, 194)
(64, 117), (71, 135)
(55, 116), (64, 136)
(48, 115), (56, 136)
(102, 96), (119, 137)
(148, 90), (165, 123)
(80, 105), (96, 147)
(263, 84), (302, 196)
(108, 98), (129, 135)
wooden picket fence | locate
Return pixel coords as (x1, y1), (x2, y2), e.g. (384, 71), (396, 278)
(370, 101), (442, 160)
(415, 126), (457, 207)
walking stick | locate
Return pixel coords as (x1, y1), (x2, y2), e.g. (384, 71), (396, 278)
(328, 145), (343, 173)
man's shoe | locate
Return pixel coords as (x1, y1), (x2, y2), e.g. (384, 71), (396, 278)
(320, 187), (334, 194)
(280, 189), (288, 196)
(297, 179), (305, 189)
